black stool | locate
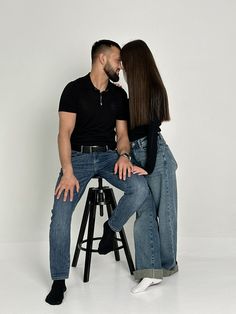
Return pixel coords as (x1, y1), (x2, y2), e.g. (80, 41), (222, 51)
(72, 177), (135, 282)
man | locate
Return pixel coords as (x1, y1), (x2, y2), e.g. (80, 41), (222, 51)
(45, 40), (151, 305)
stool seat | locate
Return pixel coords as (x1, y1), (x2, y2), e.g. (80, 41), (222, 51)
(72, 177), (135, 282)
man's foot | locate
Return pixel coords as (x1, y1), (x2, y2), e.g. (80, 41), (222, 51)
(131, 278), (162, 294)
(98, 221), (115, 255)
(45, 280), (67, 305)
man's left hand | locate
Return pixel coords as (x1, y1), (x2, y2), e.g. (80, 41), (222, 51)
(114, 156), (133, 180)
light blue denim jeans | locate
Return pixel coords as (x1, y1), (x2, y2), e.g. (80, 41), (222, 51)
(49, 150), (151, 280)
(131, 133), (178, 280)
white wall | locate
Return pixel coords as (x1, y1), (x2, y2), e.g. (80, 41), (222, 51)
(0, 0), (235, 243)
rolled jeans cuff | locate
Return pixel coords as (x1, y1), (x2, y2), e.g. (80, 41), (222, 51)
(108, 219), (121, 232)
(133, 269), (163, 281)
(163, 264), (179, 277)
(51, 273), (69, 280)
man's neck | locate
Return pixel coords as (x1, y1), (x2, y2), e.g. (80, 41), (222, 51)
(90, 70), (109, 92)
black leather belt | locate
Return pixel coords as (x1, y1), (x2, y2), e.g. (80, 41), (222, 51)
(76, 145), (113, 153)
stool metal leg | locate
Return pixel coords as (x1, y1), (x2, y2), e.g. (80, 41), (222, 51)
(83, 192), (97, 282)
(106, 202), (120, 261)
(72, 189), (93, 267)
(118, 229), (135, 274)
(106, 189), (135, 274)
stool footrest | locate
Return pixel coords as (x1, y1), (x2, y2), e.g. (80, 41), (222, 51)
(79, 237), (124, 253)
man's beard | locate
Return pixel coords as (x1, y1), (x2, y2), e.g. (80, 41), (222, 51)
(104, 62), (119, 82)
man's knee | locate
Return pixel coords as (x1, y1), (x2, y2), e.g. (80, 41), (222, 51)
(128, 174), (150, 200)
(51, 197), (74, 225)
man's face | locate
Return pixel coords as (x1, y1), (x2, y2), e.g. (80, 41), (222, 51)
(104, 46), (121, 82)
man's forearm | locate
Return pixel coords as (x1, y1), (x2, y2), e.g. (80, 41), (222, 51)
(116, 135), (130, 155)
(58, 132), (73, 175)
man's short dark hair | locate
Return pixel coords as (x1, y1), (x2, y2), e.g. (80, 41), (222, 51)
(91, 40), (121, 62)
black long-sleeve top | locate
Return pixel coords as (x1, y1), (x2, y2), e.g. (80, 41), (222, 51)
(129, 118), (161, 174)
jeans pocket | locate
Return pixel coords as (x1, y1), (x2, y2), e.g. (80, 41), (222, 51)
(71, 150), (83, 158)
(139, 137), (148, 151)
(132, 148), (147, 168)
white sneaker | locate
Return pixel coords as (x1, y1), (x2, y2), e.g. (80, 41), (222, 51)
(131, 278), (163, 294)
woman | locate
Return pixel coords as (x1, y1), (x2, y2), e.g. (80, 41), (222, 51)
(121, 40), (178, 293)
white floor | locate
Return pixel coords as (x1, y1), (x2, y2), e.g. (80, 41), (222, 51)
(0, 237), (236, 314)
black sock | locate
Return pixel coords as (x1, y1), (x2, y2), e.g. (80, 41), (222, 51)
(45, 280), (66, 305)
(98, 221), (115, 255)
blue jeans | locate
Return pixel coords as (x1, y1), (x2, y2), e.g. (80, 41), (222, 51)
(49, 150), (151, 280)
(131, 134), (178, 280)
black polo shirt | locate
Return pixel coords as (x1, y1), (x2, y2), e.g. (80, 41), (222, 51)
(58, 73), (128, 151)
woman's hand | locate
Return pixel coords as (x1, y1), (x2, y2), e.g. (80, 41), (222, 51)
(132, 165), (148, 176)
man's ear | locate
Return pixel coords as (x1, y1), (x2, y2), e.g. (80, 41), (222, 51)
(98, 53), (107, 66)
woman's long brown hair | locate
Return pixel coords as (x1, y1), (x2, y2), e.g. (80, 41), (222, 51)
(121, 40), (170, 129)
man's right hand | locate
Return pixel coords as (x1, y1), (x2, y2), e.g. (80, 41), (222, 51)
(55, 173), (79, 202)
